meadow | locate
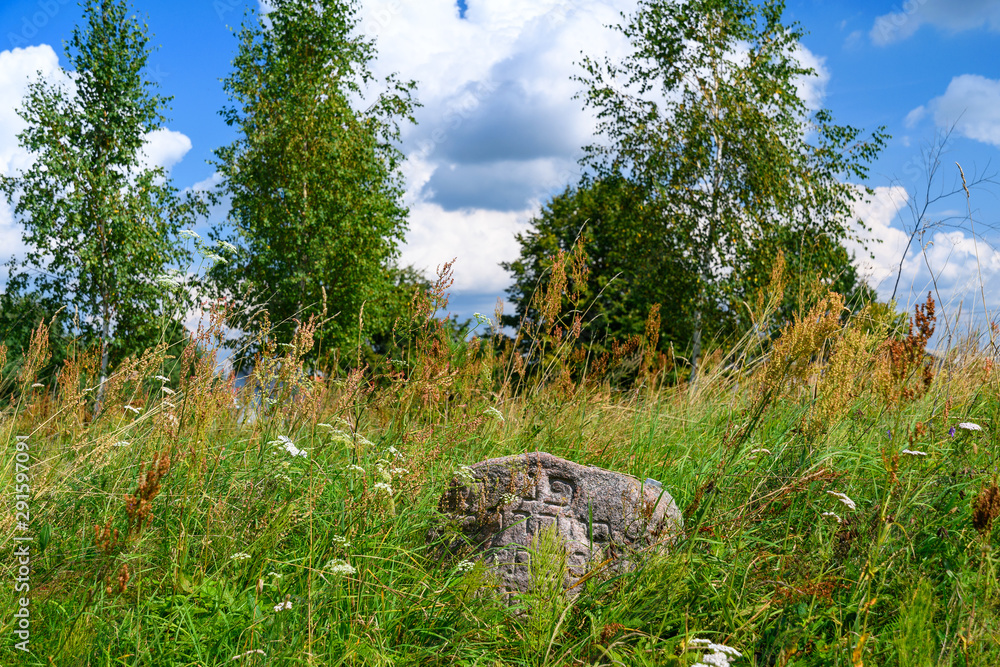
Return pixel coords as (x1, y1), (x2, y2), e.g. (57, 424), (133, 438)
(1, 262), (998, 666)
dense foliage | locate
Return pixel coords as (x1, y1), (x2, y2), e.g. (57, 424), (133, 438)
(559, 0), (887, 380)
(207, 0), (420, 370)
(0, 0), (201, 383)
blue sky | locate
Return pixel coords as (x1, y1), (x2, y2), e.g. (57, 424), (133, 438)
(2, 0), (999, 341)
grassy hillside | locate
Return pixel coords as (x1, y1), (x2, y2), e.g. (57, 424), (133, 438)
(2, 276), (998, 666)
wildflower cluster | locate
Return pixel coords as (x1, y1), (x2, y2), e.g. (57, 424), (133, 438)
(688, 638), (742, 666)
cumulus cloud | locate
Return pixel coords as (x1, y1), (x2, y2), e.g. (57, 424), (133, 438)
(909, 74), (1000, 147)
(848, 185), (1000, 318)
(0, 45), (70, 270)
(1, 44), (193, 280)
(139, 127), (192, 173)
(355, 0), (830, 296)
(870, 0), (1000, 46)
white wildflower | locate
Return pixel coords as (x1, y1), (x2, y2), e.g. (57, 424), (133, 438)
(455, 560), (475, 573)
(124, 405), (141, 414)
(270, 435), (307, 458)
(390, 467), (409, 476)
(699, 652), (735, 667)
(473, 312), (493, 326)
(821, 511), (842, 523)
(231, 552), (251, 560)
(384, 446), (402, 460)
(346, 464), (365, 475)
(331, 535), (350, 548)
(268, 572), (282, 579)
(324, 558), (356, 576)
(114, 440), (131, 448)
(483, 406), (504, 422)
(500, 493), (519, 506)
(217, 239), (238, 253)
(178, 229), (201, 240)
(197, 245), (226, 263)
(901, 449), (928, 456)
(155, 270), (185, 287)
(161, 386), (176, 395)
(273, 600), (293, 612)
(708, 643), (741, 657)
(455, 465), (476, 484)
(153, 375), (171, 383)
(162, 400), (176, 409)
(958, 422), (982, 431)
(373, 482), (393, 495)
(826, 491), (856, 511)
(31, 382), (44, 388)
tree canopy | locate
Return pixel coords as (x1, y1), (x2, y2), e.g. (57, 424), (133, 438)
(207, 0), (420, 371)
(558, 0), (887, 381)
(0, 0), (201, 384)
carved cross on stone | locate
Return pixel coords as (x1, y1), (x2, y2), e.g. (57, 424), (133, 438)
(430, 452), (683, 595)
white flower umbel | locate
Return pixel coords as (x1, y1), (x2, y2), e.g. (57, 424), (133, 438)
(455, 560), (475, 573)
(821, 511), (842, 523)
(161, 386), (176, 395)
(346, 464), (365, 475)
(324, 559), (356, 576)
(483, 406), (504, 422)
(331, 535), (350, 548)
(155, 269), (185, 287)
(270, 435), (307, 458)
(373, 482), (393, 495)
(500, 493), (519, 506)
(273, 600), (293, 612)
(688, 638), (742, 666)
(901, 449), (928, 456)
(114, 440), (131, 448)
(455, 465), (476, 484)
(217, 239), (238, 253)
(153, 375), (171, 383)
(178, 229), (201, 240)
(958, 422), (983, 431)
(826, 491), (856, 511)
(231, 552), (251, 560)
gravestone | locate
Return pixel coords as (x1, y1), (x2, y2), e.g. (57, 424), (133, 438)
(430, 452), (683, 594)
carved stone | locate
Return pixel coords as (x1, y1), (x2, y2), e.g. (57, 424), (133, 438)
(430, 452), (683, 595)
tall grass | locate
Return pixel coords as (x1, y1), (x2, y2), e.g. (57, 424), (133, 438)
(1, 259), (998, 666)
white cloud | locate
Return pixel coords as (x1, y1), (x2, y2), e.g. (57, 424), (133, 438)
(0, 45), (70, 271)
(848, 185), (1000, 318)
(400, 200), (534, 295)
(871, 0), (1000, 45)
(793, 44), (829, 111)
(921, 74), (1000, 147)
(1, 44), (193, 280)
(357, 0), (831, 296)
(140, 128), (192, 173)
(904, 105), (927, 129)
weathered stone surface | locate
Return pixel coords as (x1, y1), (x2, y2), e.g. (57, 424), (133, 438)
(430, 452), (683, 594)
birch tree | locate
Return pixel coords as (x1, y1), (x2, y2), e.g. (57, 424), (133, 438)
(576, 0), (886, 383)
(1, 0), (199, 396)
